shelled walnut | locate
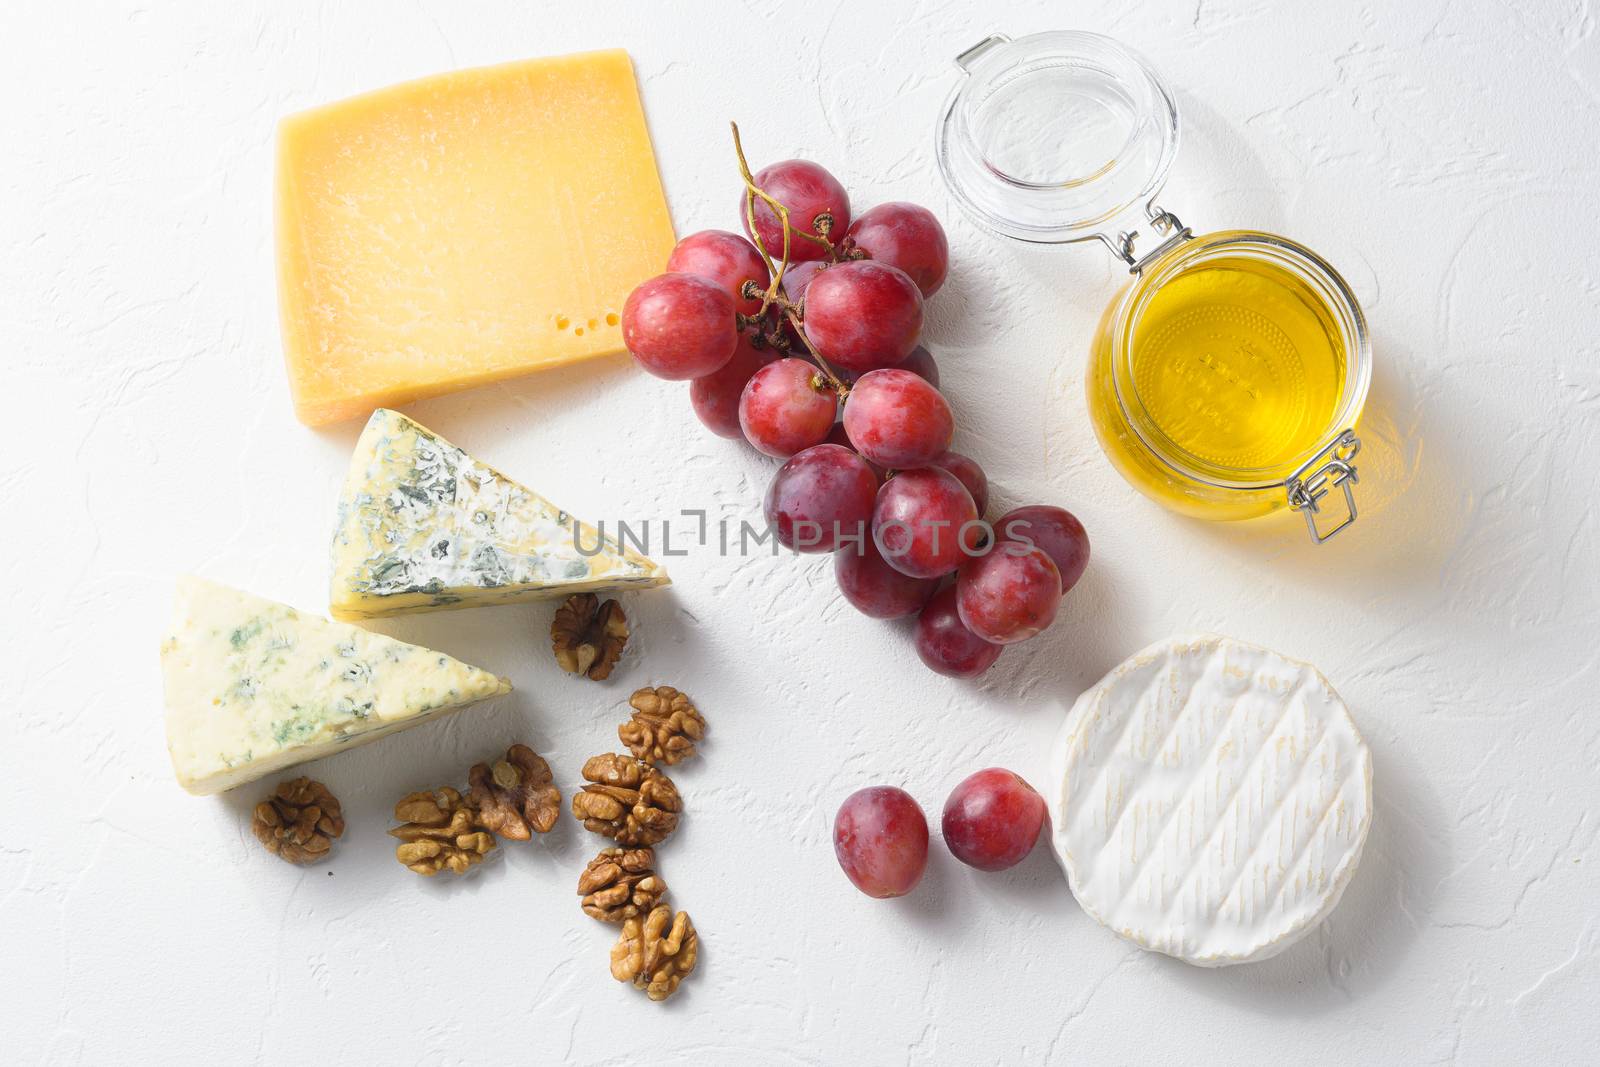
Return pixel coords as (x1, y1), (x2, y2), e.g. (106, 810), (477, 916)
(610, 905), (698, 1001)
(251, 777), (344, 865)
(389, 787), (497, 876)
(571, 753), (682, 846)
(551, 593), (629, 680)
(619, 686), (706, 766)
(578, 847), (666, 923)
(467, 744), (560, 840)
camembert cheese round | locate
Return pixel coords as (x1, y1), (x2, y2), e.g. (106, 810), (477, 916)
(1049, 634), (1372, 966)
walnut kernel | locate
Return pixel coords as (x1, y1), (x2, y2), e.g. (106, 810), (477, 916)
(571, 753), (682, 846)
(610, 905), (698, 1001)
(252, 777), (344, 865)
(467, 744), (560, 840)
(578, 847), (667, 923)
(619, 685), (706, 766)
(551, 593), (629, 680)
(389, 787), (497, 876)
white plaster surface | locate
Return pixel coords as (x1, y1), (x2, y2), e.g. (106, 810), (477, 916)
(5, 1), (1599, 1063)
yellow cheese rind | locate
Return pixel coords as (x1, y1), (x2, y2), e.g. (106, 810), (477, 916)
(161, 577), (511, 795)
(275, 50), (675, 426)
(329, 409), (669, 620)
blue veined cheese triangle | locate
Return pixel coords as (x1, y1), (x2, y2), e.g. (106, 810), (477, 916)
(329, 409), (670, 620)
(162, 577), (511, 795)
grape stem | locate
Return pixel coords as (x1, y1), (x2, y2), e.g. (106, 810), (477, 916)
(730, 121), (849, 397)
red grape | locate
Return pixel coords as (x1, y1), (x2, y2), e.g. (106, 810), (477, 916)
(781, 259), (827, 302)
(842, 369), (953, 470)
(845, 202), (950, 297)
(689, 333), (777, 439)
(993, 505), (1090, 593)
(915, 586), (1002, 678)
(872, 467), (981, 579)
(763, 443), (877, 553)
(802, 261), (924, 373)
(666, 229), (771, 316)
(833, 786), (929, 898)
(899, 345), (940, 387)
(739, 358), (838, 458)
(956, 545), (1062, 644)
(742, 159), (851, 262)
(622, 273), (738, 380)
(770, 261), (825, 353)
(830, 344), (939, 387)
(835, 537), (938, 619)
(824, 421), (885, 479)
(941, 769), (1046, 871)
(929, 451), (988, 516)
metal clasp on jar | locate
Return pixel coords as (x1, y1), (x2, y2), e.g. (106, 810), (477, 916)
(1098, 202), (1192, 273)
(1286, 430), (1361, 543)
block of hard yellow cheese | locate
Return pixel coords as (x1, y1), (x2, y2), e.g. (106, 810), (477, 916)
(275, 50), (675, 426)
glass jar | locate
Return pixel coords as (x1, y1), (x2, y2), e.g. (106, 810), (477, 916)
(937, 31), (1371, 542)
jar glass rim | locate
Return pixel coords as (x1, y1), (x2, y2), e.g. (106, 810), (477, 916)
(1108, 231), (1372, 490)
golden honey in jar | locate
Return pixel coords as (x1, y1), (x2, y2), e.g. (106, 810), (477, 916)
(1087, 231), (1368, 526)
(1121, 255), (1343, 472)
(938, 32), (1373, 541)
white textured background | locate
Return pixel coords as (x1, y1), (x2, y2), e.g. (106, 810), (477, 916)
(6, 1), (1599, 1063)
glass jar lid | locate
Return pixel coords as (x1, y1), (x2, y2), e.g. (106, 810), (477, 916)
(936, 31), (1180, 243)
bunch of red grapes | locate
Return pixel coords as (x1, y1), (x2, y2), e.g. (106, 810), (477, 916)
(621, 137), (1089, 678)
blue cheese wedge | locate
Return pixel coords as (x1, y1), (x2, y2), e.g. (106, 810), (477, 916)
(161, 577), (510, 795)
(329, 408), (669, 620)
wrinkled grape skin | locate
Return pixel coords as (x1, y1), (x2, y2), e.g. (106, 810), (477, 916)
(845, 202), (951, 297)
(833, 786), (929, 899)
(739, 358), (838, 458)
(742, 159), (851, 262)
(873, 467), (981, 579)
(622, 273), (738, 380)
(915, 586), (1002, 678)
(763, 444), (878, 553)
(803, 261), (924, 373)
(667, 230), (771, 316)
(941, 769), (1046, 871)
(842, 369), (954, 470)
(930, 450), (989, 517)
(956, 545), (1062, 644)
(835, 537), (938, 619)
(690, 334), (777, 439)
(994, 505), (1091, 593)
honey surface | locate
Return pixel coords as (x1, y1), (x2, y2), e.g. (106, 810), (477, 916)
(1128, 256), (1345, 475)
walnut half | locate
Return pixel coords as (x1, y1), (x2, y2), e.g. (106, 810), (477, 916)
(252, 777), (344, 865)
(578, 847), (667, 923)
(571, 753), (682, 846)
(610, 905), (698, 1001)
(467, 744), (560, 840)
(389, 787), (497, 876)
(551, 593), (629, 680)
(619, 686), (706, 766)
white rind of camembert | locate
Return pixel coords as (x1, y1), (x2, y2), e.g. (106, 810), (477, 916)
(1048, 634), (1372, 967)
(329, 408), (669, 620)
(161, 576), (511, 795)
